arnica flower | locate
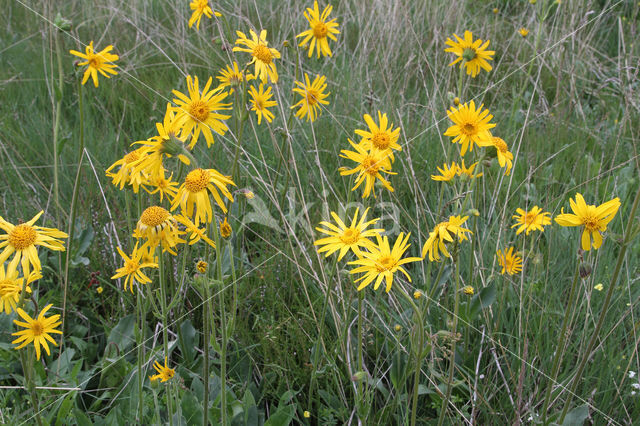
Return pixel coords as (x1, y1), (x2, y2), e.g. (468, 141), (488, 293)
(175, 215), (215, 248)
(519, 28), (529, 37)
(172, 76), (231, 148)
(171, 168), (235, 223)
(348, 233), (422, 293)
(496, 247), (523, 275)
(457, 160), (483, 179)
(296, 1), (340, 58)
(149, 357), (175, 382)
(69, 41), (119, 87)
(413, 290), (422, 299)
(233, 30), (281, 83)
(196, 260), (208, 274)
(96, 286), (103, 294)
(0, 263), (39, 315)
(462, 285), (474, 295)
(0, 211), (67, 277)
(512, 206), (551, 235)
(491, 136), (514, 176)
(354, 111), (402, 160)
(142, 169), (179, 202)
(291, 73), (330, 122)
(216, 61), (253, 95)
(134, 206), (185, 255)
(339, 139), (394, 198)
(422, 215), (472, 262)
(555, 193), (621, 251)
(220, 217), (232, 239)
(314, 207), (383, 260)
(188, 0), (221, 30)
(11, 304), (62, 360)
(431, 161), (459, 182)
(443, 101), (495, 156)
(444, 30), (494, 78)
(105, 149), (148, 193)
(111, 244), (159, 292)
(248, 84), (277, 124)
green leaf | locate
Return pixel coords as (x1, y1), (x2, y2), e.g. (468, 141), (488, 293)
(390, 351), (407, 391)
(55, 392), (75, 426)
(73, 408), (92, 426)
(181, 391), (204, 426)
(264, 404), (295, 426)
(561, 405), (589, 426)
(179, 320), (198, 365)
(106, 314), (136, 355)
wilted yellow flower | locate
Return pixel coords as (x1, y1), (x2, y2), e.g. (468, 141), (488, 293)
(422, 215), (472, 262)
(172, 168), (235, 222)
(555, 193), (621, 251)
(111, 243), (159, 292)
(462, 285), (474, 295)
(196, 260), (208, 274)
(314, 208), (383, 260)
(233, 29), (281, 83)
(496, 247), (523, 275)
(175, 214), (215, 248)
(142, 169), (179, 202)
(444, 30), (494, 78)
(443, 101), (495, 156)
(149, 357), (175, 382)
(431, 162), (459, 182)
(220, 217), (232, 239)
(512, 206), (551, 235)
(296, 1), (340, 57)
(248, 84), (277, 124)
(519, 28), (529, 37)
(291, 73), (330, 122)
(490, 136), (514, 175)
(106, 149), (148, 193)
(12, 304), (62, 360)
(69, 41), (119, 87)
(339, 139), (394, 198)
(188, 0), (221, 30)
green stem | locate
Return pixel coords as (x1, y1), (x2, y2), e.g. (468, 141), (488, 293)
(52, 28), (64, 225)
(212, 220), (227, 426)
(136, 289), (145, 423)
(357, 289), (364, 418)
(158, 249), (174, 425)
(203, 225), (214, 426)
(398, 290), (425, 426)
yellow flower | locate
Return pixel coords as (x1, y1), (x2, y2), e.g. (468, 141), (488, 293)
(0, 263), (38, 315)
(303, 411), (311, 419)
(172, 76), (231, 148)
(243, 190), (255, 199)
(291, 73), (330, 122)
(314, 207), (383, 260)
(594, 283), (604, 291)
(296, 1), (340, 58)
(188, 0), (221, 30)
(463, 285), (474, 295)
(149, 357), (175, 382)
(444, 30), (494, 78)
(0, 211), (67, 276)
(142, 169), (179, 202)
(233, 29), (281, 83)
(496, 247), (523, 275)
(349, 233), (422, 293)
(96, 286), (103, 294)
(413, 290), (422, 299)
(248, 84), (277, 124)
(216, 61), (253, 94)
(111, 243), (159, 292)
(134, 206), (185, 255)
(443, 101), (495, 156)
(339, 139), (394, 198)
(519, 28), (529, 37)
(431, 161), (459, 182)
(394, 324), (402, 332)
(554, 193), (621, 251)
(196, 261), (208, 273)
(11, 304), (62, 360)
(491, 136), (514, 175)
(105, 149), (148, 193)
(69, 41), (119, 87)
(453, 97), (461, 106)
(421, 215), (472, 262)
(493, 8), (499, 14)
(511, 206), (551, 235)
(220, 217), (232, 239)
(175, 214), (215, 248)
(457, 159), (483, 179)
(172, 168), (235, 223)
(354, 111), (402, 161)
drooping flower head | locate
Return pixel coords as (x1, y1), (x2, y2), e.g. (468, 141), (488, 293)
(248, 84), (277, 124)
(314, 207), (383, 260)
(0, 263), (39, 315)
(111, 244), (159, 293)
(422, 215), (472, 262)
(555, 193), (621, 251)
(11, 304), (62, 360)
(431, 161), (459, 182)
(216, 61), (253, 95)
(291, 73), (330, 122)
(188, 0), (221, 30)
(349, 233), (422, 293)
(512, 206), (551, 235)
(0, 211), (67, 276)
(220, 217), (232, 239)
(443, 101), (495, 156)
(444, 30), (494, 78)
(69, 41), (119, 87)
(233, 30), (281, 83)
(172, 76), (231, 148)
(175, 214), (216, 248)
(519, 28), (529, 37)
(150, 357), (175, 382)
(339, 139), (394, 198)
(105, 149), (148, 193)
(496, 247), (523, 275)
(171, 168), (235, 223)
(296, 1), (340, 58)
(134, 206), (185, 255)
(142, 169), (179, 202)
(354, 111), (402, 160)
(491, 136), (514, 176)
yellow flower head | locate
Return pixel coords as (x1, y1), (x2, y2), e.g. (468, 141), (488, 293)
(188, 0), (221, 30)
(233, 29), (281, 83)
(172, 75), (231, 148)
(594, 283), (603, 291)
(291, 73), (330, 122)
(349, 233), (422, 293)
(491, 136), (514, 175)
(519, 28), (529, 37)
(175, 214), (215, 248)
(134, 206), (185, 255)
(457, 159), (483, 179)
(443, 101), (495, 156)
(444, 30), (494, 78)
(111, 243), (159, 292)
(96, 286), (103, 294)
(220, 217), (232, 239)
(296, 1), (340, 58)
(422, 215), (472, 262)
(216, 62), (253, 95)
(554, 193), (621, 251)
(354, 111), (402, 161)
(303, 411), (311, 419)
(106, 149), (149, 193)
(11, 304), (62, 360)
(149, 357), (175, 382)
(462, 285), (474, 295)
(171, 168), (235, 223)
(196, 260), (208, 274)
(0, 263), (38, 315)
(511, 206), (551, 235)
(339, 139), (395, 198)
(0, 211), (67, 277)
(314, 207), (383, 261)
(248, 84), (277, 124)
(431, 161), (459, 182)
(142, 169), (179, 202)
(413, 290), (422, 299)
(496, 247), (523, 275)
(69, 41), (119, 87)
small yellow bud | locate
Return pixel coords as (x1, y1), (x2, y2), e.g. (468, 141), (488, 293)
(303, 411), (310, 418)
(493, 8), (498, 14)
(244, 190), (255, 199)
(394, 324), (401, 332)
(220, 217), (232, 239)
(462, 285), (474, 296)
(196, 261), (208, 274)
(453, 97), (460, 106)
(283, 40), (290, 47)
(594, 283), (604, 292)
(413, 290), (422, 299)
(519, 28), (529, 37)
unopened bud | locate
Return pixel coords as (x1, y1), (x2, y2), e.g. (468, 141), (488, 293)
(579, 263), (592, 279)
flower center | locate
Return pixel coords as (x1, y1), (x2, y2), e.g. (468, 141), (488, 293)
(188, 100), (209, 122)
(493, 138), (508, 153)
(340, 228), (360, 245)
(124, 151), (140, 163)
(524, 212), (536, 225)
(253, 45), (272, 64)
(462, 47), (477, 62)
(9, 224), (37, 250)
(124, 258), (140, 274)
(583, 212), (600, 231)
(185, 169), (209, 193)
(230, 74), (242, 85)
(254, 98), (265, 110)
(361, 156), (380, 175)
(371, 132), (391, 150)
(462, 123), (476, 135)
(306, 89), (319, 106)
(31, 320), (44, 336)
(140, 206), (170, 227)
(376, 256), (395, 272)
(88, 56), (103, 69)
(313, 22), (329, 38)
